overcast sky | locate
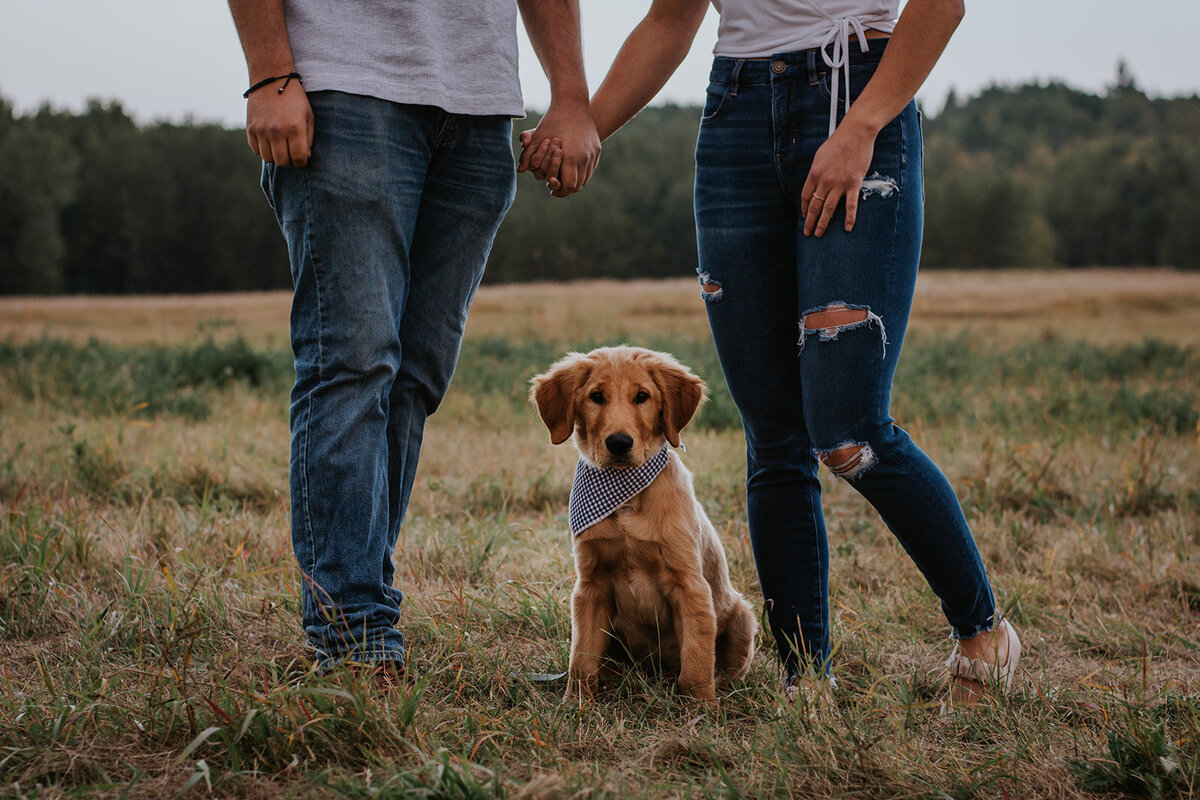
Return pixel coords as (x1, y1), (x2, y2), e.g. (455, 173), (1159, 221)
(1, 0), (1197, 129)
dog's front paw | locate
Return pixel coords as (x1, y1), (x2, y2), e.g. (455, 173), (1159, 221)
(563, 672), (599, 704)
(678, 679), (717, 702)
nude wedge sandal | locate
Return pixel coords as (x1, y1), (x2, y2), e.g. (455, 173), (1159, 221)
(941, 618), (1021, 712)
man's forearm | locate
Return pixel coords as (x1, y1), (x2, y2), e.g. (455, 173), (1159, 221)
(228, 0), (296, 80)
(517, 0), (589, 108)
(515, 0), (601, 197)
(227, 0), (312, 168)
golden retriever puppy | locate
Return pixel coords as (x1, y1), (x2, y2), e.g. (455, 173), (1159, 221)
(530, 346), (757, 701)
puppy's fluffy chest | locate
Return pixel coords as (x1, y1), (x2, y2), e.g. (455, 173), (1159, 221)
(577, 516), (679, 627)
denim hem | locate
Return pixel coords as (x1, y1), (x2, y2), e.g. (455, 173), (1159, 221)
(948, 614), (999, 641)
(316, 646), (406, 673)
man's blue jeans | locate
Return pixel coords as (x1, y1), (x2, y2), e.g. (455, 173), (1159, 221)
(262, 92), (516, 668)
(694, 42), (996, 673)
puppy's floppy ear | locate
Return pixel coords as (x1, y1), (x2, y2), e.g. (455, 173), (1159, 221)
(651, 353), (706, 448)
(530, 353), (590, 445)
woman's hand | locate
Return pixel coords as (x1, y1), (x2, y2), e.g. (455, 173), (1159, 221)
(518, 130), (565, 193)
(800, 117), (877, 237)
(798, 0), (964, 237)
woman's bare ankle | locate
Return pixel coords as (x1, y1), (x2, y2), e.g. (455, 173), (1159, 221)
(959, 620), (1011, 664)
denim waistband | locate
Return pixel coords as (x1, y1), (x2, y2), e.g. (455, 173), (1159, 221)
(709, 36), (889, 137)
(708, 37), (888, 86)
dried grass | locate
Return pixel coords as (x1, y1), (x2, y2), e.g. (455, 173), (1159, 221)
(0, 271), (1197, 798)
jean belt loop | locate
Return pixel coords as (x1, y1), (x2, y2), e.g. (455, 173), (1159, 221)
(805, 49), (819, 86)
(729, 59), (744, 97)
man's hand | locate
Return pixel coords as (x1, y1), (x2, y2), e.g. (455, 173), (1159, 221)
(246, 78), (314, 168)
(516, 0), (598, 198)
(517, 102), (600, 197)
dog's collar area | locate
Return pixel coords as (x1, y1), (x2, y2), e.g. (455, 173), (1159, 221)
(568, 446), (671, 536)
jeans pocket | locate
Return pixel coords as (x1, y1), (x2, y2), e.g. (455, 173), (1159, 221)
(817, 70), (833, 103)
(260, 162), (276, 211)
(700, 82), (731, 125)
(817, 59), (885, 106)
(916, 107), (924, 161)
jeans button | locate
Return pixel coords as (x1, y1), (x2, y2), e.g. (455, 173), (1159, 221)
(771, 60), (787, 74)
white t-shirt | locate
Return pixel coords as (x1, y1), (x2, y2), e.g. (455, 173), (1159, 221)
(283, 0), (525, 118)
(711, 0), (899, 58)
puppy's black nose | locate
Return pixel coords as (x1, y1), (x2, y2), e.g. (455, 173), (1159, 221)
(605, 433), (634, 455)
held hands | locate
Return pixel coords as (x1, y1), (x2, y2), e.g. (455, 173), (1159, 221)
(800, 118), (878, 237)
(245, 78), (313, 168)
(517, 102), (601, 198)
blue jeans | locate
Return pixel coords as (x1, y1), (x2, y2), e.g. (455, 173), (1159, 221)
(694, 42), (996, 673)
(262, 92), (516, 669)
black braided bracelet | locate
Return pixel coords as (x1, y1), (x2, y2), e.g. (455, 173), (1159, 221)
(243, 72), (303, 99)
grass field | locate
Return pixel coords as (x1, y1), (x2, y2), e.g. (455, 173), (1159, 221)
(1, 270), (1198, 798)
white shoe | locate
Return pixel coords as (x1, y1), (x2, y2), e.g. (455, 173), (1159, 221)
(780, 665), (837, 717)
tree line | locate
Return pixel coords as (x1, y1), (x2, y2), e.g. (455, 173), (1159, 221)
(1, 67), (1197, 295)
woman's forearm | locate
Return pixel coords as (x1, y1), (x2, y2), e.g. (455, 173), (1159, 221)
(840, 0), (965, 137)
(590, 0), (709, 141)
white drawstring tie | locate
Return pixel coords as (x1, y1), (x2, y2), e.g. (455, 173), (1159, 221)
(798, 0), (873, 136)
(817, 15), (870, 136)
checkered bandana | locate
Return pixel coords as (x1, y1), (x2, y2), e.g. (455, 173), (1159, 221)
(568, 446), (671, 536)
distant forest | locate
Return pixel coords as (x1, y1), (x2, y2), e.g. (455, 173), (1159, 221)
(2, 66), (1198, 295)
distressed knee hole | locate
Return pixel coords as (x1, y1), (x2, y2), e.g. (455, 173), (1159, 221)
(818, 442), (876, 480)
(803, 305), (868, 335)
(697, 270), (724, 302)
(798, 302), (889, 356)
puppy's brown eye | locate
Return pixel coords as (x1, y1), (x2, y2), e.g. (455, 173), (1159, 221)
(633, 391), (650, 404)
(589, 391), (605, 404)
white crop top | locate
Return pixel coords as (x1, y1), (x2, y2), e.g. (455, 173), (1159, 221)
(710, 0), (900, 134)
